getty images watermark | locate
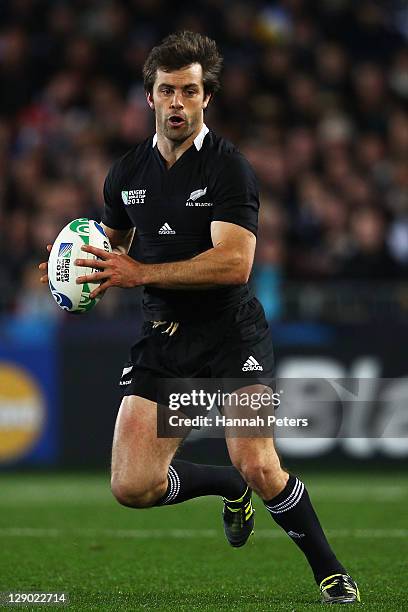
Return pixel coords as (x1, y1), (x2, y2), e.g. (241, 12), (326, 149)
(156, 377), (408, 439)
(165, 388), (307, 430)
(156, 378), (310, 437)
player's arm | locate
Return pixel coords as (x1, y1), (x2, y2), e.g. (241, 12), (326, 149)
(146, 220), (256, 289)
(101, 223), (135, 255)
(75, 221), (256, 297)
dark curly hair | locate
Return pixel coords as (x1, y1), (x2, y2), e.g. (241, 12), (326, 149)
(143, 31), (223, 97)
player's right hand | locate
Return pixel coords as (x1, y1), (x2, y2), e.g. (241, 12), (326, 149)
(38, 244), (52, 283)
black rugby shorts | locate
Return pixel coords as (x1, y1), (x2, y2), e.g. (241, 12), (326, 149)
(119, 297), (275, 402)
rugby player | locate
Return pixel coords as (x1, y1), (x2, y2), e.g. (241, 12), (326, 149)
(40, 31), (359, 604)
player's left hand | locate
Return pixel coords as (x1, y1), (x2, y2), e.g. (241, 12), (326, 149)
(75, 245), (145, 298)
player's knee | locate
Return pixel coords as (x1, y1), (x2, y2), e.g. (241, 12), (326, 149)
(238, 460), (273, 487)
(233, 456), (285, 497)
(111, 477), (167, 509)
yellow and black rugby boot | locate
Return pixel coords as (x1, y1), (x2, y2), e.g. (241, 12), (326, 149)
(222, 487), (254, 548)
(320, 574), (360, 604)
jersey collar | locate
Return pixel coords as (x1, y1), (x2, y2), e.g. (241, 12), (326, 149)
(152, 124), (209, 151)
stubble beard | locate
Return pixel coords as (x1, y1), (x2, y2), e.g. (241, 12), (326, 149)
(160, 113), (199, 146)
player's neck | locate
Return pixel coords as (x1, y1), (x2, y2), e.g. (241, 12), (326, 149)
(156, 124), (204, 169)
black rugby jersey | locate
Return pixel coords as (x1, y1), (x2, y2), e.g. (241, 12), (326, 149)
(101, 125), (259, 321)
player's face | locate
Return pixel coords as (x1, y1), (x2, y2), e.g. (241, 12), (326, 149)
(147, 63), (211, 143)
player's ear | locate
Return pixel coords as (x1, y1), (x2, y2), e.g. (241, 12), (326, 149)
(146, 91), (155, 110)
(202, 93), (212, 110)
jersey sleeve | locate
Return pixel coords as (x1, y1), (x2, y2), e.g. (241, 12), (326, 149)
(101, 162), (134, 230)
(211, 153), (259, 236)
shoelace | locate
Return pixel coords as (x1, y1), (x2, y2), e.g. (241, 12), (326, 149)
(152, 321), (179, 336)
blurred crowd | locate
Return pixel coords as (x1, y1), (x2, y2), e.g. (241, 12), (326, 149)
(0, 0), (407, 318)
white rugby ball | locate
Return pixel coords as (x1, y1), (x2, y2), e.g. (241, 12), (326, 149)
(48, 218), (112, 313)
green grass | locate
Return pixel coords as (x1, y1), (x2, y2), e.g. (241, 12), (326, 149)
(0, 471), (407, 611)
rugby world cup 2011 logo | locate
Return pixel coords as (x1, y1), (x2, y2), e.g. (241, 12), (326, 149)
(57, 243), (73, 259)
(121, 190), (146, 205)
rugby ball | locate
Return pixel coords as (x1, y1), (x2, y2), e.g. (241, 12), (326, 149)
(48, 218), (112, 313)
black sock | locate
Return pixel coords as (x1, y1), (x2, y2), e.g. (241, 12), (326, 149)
(264, 474), (346, 584)
(156, 459), (247, 506)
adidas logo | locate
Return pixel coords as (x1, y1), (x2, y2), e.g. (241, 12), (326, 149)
(242, 356), (263, 371)
(158, 223), (176, 235)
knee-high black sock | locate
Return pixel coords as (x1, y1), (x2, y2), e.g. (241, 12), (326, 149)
(264, 474), (346, 584)
(156, 459), (247, 506)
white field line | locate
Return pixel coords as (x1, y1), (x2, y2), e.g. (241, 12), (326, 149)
(0, 528), (407, 539)
(0, 485), (406, 505)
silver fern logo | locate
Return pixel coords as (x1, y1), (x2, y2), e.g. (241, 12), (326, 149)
(189, 187), (207, 201)
(185, 187), (213, 207)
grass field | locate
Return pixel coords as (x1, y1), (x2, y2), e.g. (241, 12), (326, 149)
(0, 470), (407, 611)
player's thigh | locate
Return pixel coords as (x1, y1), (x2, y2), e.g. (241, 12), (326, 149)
(111, 394), (183, 487)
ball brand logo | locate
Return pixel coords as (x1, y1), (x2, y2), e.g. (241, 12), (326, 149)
(0, 363), (45, 463)
(69, 218), (90, 243)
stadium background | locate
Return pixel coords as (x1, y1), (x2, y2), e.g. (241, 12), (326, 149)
(0, 1), (407, 609)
